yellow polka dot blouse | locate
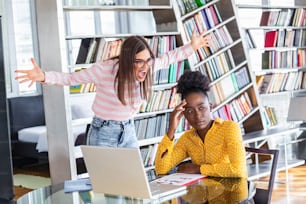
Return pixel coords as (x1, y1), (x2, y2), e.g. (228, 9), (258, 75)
(155, 118), (248, 178)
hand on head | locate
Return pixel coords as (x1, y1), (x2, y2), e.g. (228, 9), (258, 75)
(167, 99), (187, 140)
(15, 58), (45, 87)
(190, 30), (212, 51)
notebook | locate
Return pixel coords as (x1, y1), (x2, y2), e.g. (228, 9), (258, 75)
(80, 145), (187, 200)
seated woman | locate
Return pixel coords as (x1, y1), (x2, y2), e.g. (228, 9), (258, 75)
(154, 71), (247, 178)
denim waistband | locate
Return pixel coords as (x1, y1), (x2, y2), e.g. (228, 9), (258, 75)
(92, 116), (133, 127)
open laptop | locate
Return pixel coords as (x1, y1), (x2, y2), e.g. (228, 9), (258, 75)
(287, 96), (306, 122)
(80, 145), (186, 200)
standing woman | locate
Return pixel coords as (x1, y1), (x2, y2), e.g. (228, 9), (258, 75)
(15, 32), (210, 148)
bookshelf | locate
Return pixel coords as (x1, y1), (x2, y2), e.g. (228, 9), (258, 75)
(234, 0), (306, 179)
(235, 1), (306, 128)
(172, 0), (265, 134)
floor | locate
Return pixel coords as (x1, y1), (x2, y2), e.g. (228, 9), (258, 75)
(271, 164), (306, 203)
(13, 163), (306, 203)
(13, 163), (50, 201)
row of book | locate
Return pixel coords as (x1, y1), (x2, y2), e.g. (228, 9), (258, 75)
(75, 38), (122, 64)
(262, 49), (306, 69)
(145, 35), (186, 85)
(140, 144), (158, 168)
(182, 4), (222, 41)
(75, 35), (180, 64)
(197, 50), (234, 82)
(135, 113), (170, 140)
(147, 35), (177, 58)
(146, 168), (157, 181)
(176, 0), (213, 16)
(264, 29), (306, 48)
(262, 106), (278, 127)
(73, 35), (186, 87)
(153, 60), (186, 85)
(139, 87), (179, 113)
(193, 26), (233, 60)
(69, 68), (96, 93)
(70, 83), (96, 93)
(208, 67), (251, 106)
(256, 71), (306, 94)
(260, 8), (306, 27)
(135, 113), (188, 141)
(212, 92), (254, 123)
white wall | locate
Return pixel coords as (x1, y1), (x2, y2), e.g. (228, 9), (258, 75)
(0, 1), (2, 15)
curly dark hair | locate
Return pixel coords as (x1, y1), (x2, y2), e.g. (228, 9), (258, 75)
(177, 70), (210, 99)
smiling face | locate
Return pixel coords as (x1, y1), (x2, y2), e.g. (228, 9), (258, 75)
(183, 92), (212, 131)
(133, 49), (153, 82)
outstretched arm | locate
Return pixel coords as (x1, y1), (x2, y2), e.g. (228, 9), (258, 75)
(15, 58), (45, 87)
(153, 30), (211, 71)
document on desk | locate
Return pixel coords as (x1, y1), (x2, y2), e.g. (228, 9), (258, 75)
(64, 178), (92, 193)
(151, 173), (206, 186)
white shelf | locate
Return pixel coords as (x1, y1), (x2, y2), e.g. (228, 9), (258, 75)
(180, 0), (219, 20)
(236, 4), (306, 9)
(135, 109), (173, 119)
(63, 5), (173, 11)
(247, 159), (305, 180)
(65, 32), (181, 40)
(138, 132), (183, 147)
(193, 39), (243, 69)
(243, 126), (299, 144)
(242, 26), (306, 30)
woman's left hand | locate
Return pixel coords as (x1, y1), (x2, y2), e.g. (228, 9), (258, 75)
(167, 100), (187, 140)
(190, 30), (211, 51)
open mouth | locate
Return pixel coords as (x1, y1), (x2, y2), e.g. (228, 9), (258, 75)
(138, 71), (147, 80)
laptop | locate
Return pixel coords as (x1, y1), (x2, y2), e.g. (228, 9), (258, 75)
(287, 96), (306, 122)
(80, 145), (186, 200)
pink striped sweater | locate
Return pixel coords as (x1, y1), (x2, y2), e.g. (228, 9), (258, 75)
(45, 44), (194, 121)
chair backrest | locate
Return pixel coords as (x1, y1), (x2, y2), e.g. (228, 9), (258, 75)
(74, 123), (91, 178)
(245, 147), (279, 204)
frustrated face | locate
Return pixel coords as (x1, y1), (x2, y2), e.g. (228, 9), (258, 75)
(133, 49), (154, 82)
(183, 92), (211, 131)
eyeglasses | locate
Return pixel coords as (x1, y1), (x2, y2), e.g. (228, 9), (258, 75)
(134, 57), (154, 68)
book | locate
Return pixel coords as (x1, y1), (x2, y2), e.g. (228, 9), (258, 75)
(260, 11), (270, 26)
(85, 38), (98, 64)
(264, 30), (278, 48)
(75, 38), (92, 64)
(64, 178), (92, 193)
(151, 173), (206, 186)
(245, 30), (256, 48)
(70, 85), (82, 93)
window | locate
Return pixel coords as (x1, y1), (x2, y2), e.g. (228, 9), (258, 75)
(4, 0), (39, 96)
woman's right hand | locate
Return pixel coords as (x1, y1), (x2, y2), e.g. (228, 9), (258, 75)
(167, 100), (187, 140)
(15, 58), (45, 87)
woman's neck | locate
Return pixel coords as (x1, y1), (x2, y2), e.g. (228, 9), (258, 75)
(196, 120), (213, 142)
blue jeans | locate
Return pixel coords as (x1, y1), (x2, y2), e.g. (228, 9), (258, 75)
(86, 116), (139, 148)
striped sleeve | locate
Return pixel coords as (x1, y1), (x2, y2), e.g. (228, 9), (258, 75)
(44, 60), (116, 86)
(154, 44), (194, 72)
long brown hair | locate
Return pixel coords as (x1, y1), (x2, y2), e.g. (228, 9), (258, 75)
(116, 36), (154, 105)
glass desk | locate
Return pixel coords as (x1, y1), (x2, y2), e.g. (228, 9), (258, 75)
(16, 177), (255, 204)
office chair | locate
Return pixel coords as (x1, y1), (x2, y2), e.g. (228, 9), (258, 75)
(245, 147), (279, 204)
(75, 124), (91, 177)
